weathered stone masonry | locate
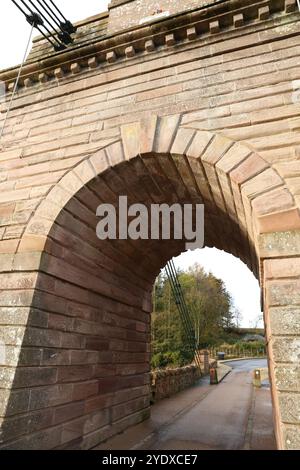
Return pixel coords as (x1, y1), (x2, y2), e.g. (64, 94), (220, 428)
(0, 0), (300, 449)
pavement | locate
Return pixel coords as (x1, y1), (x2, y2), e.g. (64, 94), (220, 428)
(215, 363), (232, 383)
(95, 359), (276, 450)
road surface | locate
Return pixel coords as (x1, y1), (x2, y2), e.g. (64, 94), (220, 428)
(226, 358), (268, 371)
(96, 359), (276, 450)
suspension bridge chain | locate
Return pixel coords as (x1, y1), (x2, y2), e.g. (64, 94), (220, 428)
(1, 1), (77, 140)
(10, 0), (76, 51)
(165, 260), (203, 374)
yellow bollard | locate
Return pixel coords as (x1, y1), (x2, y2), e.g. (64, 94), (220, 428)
(253, 369), (261, 388)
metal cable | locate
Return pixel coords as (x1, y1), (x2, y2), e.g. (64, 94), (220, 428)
(45, 0), (76, 34)
(27, 0), (60, 31)
(166, 263), (194, 337)
(27, 0), (72, 43)
(35, 24), (61, 49)
(10, 0), (73, 49)
(167, 263), (195, 341)
(19, 0), (35, 15)
(165, 260), (203, 373)
(165, 264), (193, 346)
(168, 260), (203, 369)
(11, 0), (29, 17)
(35, 0), (62, 29)
(21, 0), (65, 47)
(168, 260), (196, 333)
(43, 0), (66, 24)
(47, 0), (68, 22)
(0, 23), (35, 140)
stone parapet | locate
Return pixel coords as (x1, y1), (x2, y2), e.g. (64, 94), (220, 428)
(151, 365), (201, 402)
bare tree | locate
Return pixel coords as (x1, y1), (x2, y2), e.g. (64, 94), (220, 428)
(250, 312), (264, 329)
(233, 307), (243, 328)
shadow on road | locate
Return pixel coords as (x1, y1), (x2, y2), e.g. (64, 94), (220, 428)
(96, 359), (276, 450)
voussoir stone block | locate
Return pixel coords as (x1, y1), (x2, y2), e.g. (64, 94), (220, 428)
(121, 122), (141, 159)
(140, 115), (158, 155)
(154, 115), (182, 153)
(171, 128), (195, 155)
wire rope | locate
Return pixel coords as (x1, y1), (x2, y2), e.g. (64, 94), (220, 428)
(0, 23), (34, 140)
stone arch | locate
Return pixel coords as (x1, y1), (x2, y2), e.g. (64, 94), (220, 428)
(1, 114), (300, 449)
(19, 114), (300, 266)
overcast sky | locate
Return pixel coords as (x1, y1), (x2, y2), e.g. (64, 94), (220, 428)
(174, 248), (262, 328)
(0, 0), (110, 69)
(0, 1), (262, 328)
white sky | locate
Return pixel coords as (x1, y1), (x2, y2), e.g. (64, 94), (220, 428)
(0, 0), (110, 69)
(173, 248), (262, 328)
(0, 2), (262, 328)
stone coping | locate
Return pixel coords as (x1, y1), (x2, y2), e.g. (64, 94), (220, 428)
(0, 0), (296, 93)
(151, 364), (199, 379)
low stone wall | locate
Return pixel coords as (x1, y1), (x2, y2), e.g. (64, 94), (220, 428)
(151, 365), (201, 403)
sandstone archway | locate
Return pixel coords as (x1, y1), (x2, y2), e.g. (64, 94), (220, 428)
(0, 115), (299, 449)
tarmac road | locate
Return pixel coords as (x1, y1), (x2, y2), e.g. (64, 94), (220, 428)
(225, 358), (268, 372)
(147, 360), (262, 450)
(96, 358), (276, 450)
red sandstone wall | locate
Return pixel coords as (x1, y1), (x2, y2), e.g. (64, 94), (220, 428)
(0, 0), (300, 450)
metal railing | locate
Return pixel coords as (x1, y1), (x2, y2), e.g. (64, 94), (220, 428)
(208, 345), (267, 360)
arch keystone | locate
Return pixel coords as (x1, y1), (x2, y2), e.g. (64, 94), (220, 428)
(140, 115), (158, 155)
(153, 114), (182, 154)
(121, 115), (159, 159)
(121, 122), (141, 159)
